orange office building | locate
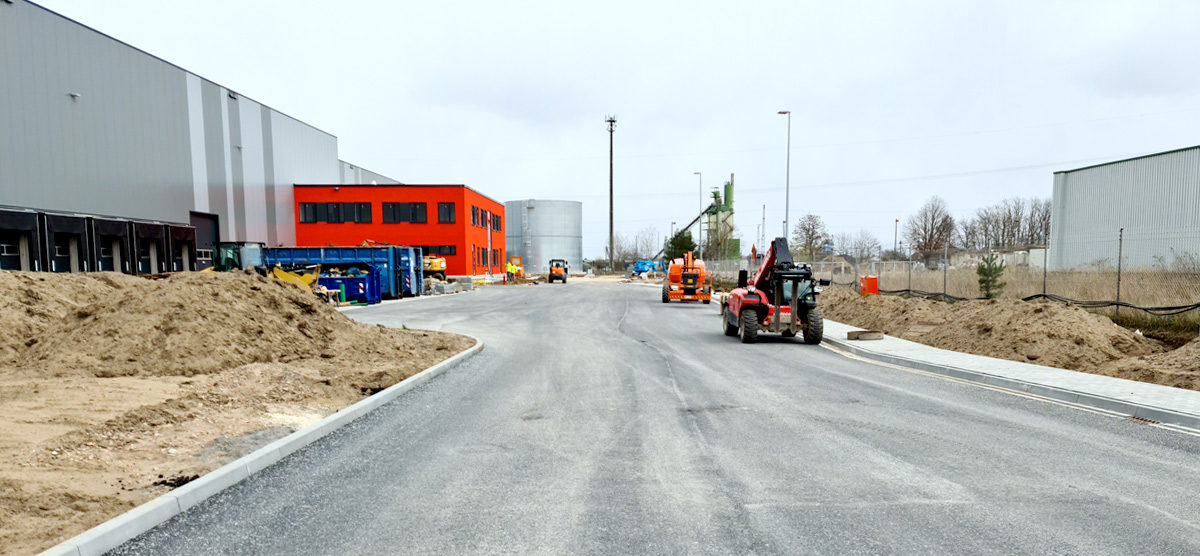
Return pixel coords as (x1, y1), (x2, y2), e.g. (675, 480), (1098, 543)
(293, 184), (505, 277)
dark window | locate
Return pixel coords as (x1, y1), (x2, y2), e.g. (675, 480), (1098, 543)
(492, 249), (499, 266)
(471, 206), (479, 226)
(492, 214), (502, 231)
(382, 203), (426, 223)
(325, 203), (343, 223)
(481, 210), (489, 229)
(410, 202), (427, 223)
(299, 203), (319, 223)
(438, 202), (455, 223)
(382, 203), (403, 223)
(354, 203), (372, 223)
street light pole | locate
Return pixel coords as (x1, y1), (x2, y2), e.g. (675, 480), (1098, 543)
(893, 218), (899, 254)
(607, 115), (616, 272)
(778, 110), (791, 237)
(693, 171), (702, 255)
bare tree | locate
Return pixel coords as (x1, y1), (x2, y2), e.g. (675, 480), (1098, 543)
(850, 229), (881, 262)
(1028, 198), (1051, 246)
(633, 227), (659, 259)
(832, 232), (854, 257)
(790, 213), (829, 261)
(904, 196), (955, 256)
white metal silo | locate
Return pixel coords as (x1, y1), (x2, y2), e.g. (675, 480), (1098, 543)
(505, 200), (583, 275)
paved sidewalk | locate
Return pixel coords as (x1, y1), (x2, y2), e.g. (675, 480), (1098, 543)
(823, 319), (1200, 432)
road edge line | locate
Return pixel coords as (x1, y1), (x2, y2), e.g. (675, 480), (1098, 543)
(41, 336), (485, 556)
(823, 335), (1200, 433)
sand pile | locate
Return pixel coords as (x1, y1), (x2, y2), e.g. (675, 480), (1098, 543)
(0, 270), (472, 552)
(9, 271), (466, 379)
(1097, 337), (1200, 390)
(821, 287), (1166, 372)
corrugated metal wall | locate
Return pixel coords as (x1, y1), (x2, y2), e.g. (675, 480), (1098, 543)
(1, 0), (339, 246)
(339, 161), (401, 185)
(1049, 146), (1200, 270)
(505, 200), (583, 274)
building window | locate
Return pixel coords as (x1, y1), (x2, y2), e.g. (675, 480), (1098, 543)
(492, 214), (502, 231)
(353, 203), (372, 223)
(325, 203), (343, 223)
(418, 245), (457, 256)
(471, 206), (479, 226)
(438, 202), (455, 223)
(383, 202), (427, 223)
(492, 249), (499, 267)
(481, 210), (489, 229)
(299, 203), (319, 223)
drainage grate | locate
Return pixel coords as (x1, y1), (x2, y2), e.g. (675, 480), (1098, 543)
(1125, 416), (1160, 425)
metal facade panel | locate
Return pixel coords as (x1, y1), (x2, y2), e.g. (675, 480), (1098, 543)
(1050, 147), (1200, 270)
(504, 199), (583, 274)
(0, 0), (193, 222)
(238, 98), (269, 243)
(269, 112), (339, 246)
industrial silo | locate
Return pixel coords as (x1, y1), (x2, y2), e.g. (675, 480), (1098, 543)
(505, 200), (582, 275)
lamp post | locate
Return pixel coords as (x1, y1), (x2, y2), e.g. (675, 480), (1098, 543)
(693, 171), (702, 255)
(778, 110), (791, 238)
(607, 115), (616, 272)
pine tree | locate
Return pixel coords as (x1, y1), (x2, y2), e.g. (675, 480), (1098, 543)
(976, 253), (1006, 299)
(664, 230), (697, 261)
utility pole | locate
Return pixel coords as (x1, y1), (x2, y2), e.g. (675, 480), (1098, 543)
(693, 171), (702, 256)
(893, 218), (899, 254)
(778, 110), (792, 236)
(760, 204), (766, 251)
(607, 115), (616, 272)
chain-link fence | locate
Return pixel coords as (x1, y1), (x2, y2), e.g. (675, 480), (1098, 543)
(704, 227), (1200, 331)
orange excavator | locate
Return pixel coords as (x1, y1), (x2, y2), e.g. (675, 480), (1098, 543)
(661, 251), (711, 304)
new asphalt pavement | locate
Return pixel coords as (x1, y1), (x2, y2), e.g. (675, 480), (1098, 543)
(115, 281), (1200, 554)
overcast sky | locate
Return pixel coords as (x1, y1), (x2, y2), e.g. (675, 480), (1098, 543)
(35, 0), (1200, 257)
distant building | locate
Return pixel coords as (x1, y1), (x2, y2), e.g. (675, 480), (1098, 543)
(1050, 146), (1200, 270)
(294, 184), (505, 277)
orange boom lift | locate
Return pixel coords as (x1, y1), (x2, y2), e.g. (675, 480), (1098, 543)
(661, 251), (712, 304)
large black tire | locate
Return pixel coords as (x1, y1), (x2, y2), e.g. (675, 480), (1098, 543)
(562, 276), (567, 283)
(739, 310), (758, 344)
(803, 307), (824, 345)
(781, 330), (796, 338)
(662, 284), (670, 303)
(722, 306), (738, 336)
(702, 297), (711, 305)
(432, 272), (446, 281)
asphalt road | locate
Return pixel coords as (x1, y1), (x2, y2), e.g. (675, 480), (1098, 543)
(117, 281), (1200, 554)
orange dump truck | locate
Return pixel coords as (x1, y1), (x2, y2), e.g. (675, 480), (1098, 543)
(661, 251), (711, 304)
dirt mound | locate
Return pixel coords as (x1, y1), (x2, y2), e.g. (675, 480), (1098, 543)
(0, 270), (473, 552)
(1097, 337), (1200, 390)
(0, 272), (145, 365)
(821, 287), (1165, 372)
(9, 271), (463, 378)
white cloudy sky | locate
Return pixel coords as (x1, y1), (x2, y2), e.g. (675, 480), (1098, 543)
(36, 0), (1200, 257)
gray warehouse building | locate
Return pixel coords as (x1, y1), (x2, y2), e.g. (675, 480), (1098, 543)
(1049, 145), (1200, 270)
(0, 0), (396, 271)
(505, 200), (583, 275)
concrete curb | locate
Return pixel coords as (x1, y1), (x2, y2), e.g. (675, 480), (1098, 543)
(42, 337), (484, 556)
(823, 334), (1200, 432)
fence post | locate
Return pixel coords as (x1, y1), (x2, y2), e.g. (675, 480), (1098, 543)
(907, 261), (912, 293)
(1116, 227), (1124, 318)
(942, 244), (949, 301)
(1042, 240), (1048, 296)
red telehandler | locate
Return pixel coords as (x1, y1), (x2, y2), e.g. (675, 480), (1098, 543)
(719, 237), (831, 344)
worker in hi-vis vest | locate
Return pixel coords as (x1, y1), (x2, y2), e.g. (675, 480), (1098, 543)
(506, 262), (516, 282)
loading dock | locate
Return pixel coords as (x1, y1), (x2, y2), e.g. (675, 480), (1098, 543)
(168, 225), (197, 272)
(88, 217), (133, 273)
(41, 213), (90, 273)
(0, 208), (42, 271)
(131, 222), (168, 274)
